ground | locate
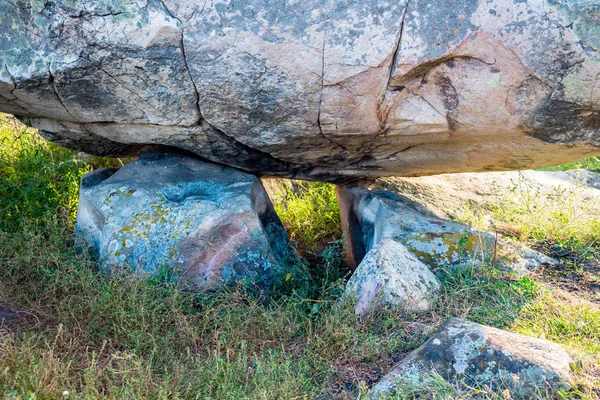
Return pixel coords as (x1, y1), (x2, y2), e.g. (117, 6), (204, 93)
(0, 113), (599, 399)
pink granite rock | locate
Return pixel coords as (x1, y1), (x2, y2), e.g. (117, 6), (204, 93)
(1, 0), (599, 181)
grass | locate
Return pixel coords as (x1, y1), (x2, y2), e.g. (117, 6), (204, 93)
(460, 170), (600, 267)
(540, 156), (600, 173)
(0, 114), (599, 398)
(272, 181), (341, 250)
(0, 114), (88, 229)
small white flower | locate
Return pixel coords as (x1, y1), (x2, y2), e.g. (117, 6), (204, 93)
(62, 390), (70, 396)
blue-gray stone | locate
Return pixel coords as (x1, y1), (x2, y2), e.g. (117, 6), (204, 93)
(76, 149), (303, 293)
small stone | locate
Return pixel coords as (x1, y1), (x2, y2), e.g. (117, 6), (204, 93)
(345, 239), (440, 315)
(370, 318), (573, 398)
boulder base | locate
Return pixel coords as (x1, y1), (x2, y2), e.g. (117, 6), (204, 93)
(76, 149), (303, 292)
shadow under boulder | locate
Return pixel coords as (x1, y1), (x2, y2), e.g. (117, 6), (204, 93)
(76, 149), (305, 294)
(0, 303), (19, 334)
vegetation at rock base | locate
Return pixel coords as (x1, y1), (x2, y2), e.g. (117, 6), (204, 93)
(273, 181), (342, 251)
(0, 115), (86, 229)
(461, 171), (600, 256)
(0, 113), (599, 399)
(541, 157), (600, 174)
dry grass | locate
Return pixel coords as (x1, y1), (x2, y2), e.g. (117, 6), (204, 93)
(0, 114), (599, 398)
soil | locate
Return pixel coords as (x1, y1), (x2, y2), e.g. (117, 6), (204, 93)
(0, 302), (19, 332)
(532, 243), (600, 304)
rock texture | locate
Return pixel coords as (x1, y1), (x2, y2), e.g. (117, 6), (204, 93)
(76, 149), (302, 292)
(370, 318), (573, 398)
(337, 185), (557, 274)
(345, 239), (440, 316)
(1, 0), (600, 182)
(375, 169), (600, 222)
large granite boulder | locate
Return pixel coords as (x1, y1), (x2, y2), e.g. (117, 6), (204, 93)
(1, 0), (599, 182)
(76, 149), (303, 293)
(370, 318), (573, 398)
(337, 185), (558, 275)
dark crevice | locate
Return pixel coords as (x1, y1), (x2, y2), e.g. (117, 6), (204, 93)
(158, 0), (203, 124)
(392, 55), (495, 88)
(5, 66), (20, 101)
(68, 11), (123, 19)
(366, 0), (410, 156)
(47, 67), (78, 121)
(2, 71), (30, 114)
(95, 66), (157, 122)
(316, 32), (327, 142)
(316, 32), (350, 152)
(0, 77), (29, 114)
(387, 0), (410, 87)
(180, 35), (203, 124)
(201, 120), (292, 173)
(397, 144), (414, 153)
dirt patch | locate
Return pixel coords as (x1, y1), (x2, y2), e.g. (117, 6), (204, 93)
(533, 254), (600, 305)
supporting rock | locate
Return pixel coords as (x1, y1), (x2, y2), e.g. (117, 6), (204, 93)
(337, 185), (557, 275)
(370, 318), (573, 398)
(76, 149), (304, 293)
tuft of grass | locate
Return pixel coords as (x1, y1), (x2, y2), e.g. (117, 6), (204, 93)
(515, 289), (600, 355)
(540, 156), (600, 173)
(0, 114), (90, 229)
(273, 181), (341, 250)
(435, 267), (541, 329)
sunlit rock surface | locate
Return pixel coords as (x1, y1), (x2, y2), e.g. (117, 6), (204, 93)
(375, 169), (600, 222)
(76, 149), (302, 292)
(1, 0), (599, 181)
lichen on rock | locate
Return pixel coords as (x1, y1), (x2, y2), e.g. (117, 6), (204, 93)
(337, 185), (557, 276)
(75, 148), (305, 293)
(370, 318), (573, 398)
